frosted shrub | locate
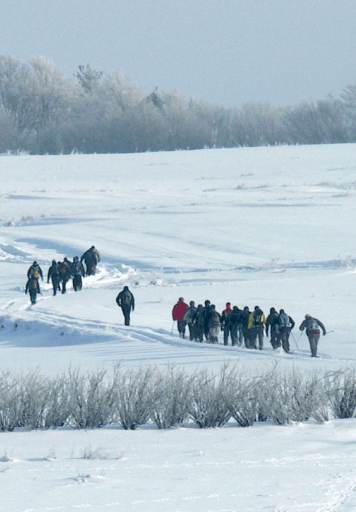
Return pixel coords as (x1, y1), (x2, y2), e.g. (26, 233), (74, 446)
(112, 367), (154, 430)
(0, 372), (22, 431)
(326, 370), (356, 419)
(67, 369), (113, 428)
(17, 371), (49, 429)
(187, 366), (231, 428)
(257, 370), (328, 425)
(223, 372), (258, 427)
(151, 368), (192, 429)
(43, 375), (71, 428)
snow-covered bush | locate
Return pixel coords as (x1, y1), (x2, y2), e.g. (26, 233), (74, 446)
(187, 366), (231, 428)
(257, 370), (328, 425)
(0, 372), (22, 431)
(66, 369), (113, 428)
(325, 369), (356, 419)
(151, 367), (192, 429)
(111, 367), (154, 430)
(223, 371), (258, 427)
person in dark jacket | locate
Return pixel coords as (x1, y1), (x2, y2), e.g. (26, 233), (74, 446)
(221, 302), (233, 345)
(172, 297), (188, 338)
(71, 256), (85, 292)
(47, 260), (61, 296)
(208, 305), (221, 344)
(25, 276), (40, 304)
(183, 301), (197, 340)
(278, 309), (295, 353)
(27, 261), (43, 281)
(241, 306), (251, 348)
(202, 300), (211, 341)
(116, 286), (135, 326)
(229, 306), (243, 346)
(58, 258), (72, 294)
(80, 246), (101, 276)
(250, 306), (266, 350)
(266, 307), (281, 349)
(299, 314), (326, 357)
(193, 304), (204, 342)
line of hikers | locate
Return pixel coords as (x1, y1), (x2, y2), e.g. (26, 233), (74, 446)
(172, 298), (327, 357)
(25, 246), (101, 304)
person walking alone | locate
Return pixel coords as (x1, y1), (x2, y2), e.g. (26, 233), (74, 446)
(116, 286), (135, 326)
(299, 314), (326, 357)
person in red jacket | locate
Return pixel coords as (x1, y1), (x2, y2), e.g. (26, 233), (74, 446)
(172, 297), (189, 338)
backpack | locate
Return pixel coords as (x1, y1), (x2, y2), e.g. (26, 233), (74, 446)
(309, 318), (319, 330)
(279, 313), (291, 328)
(121, 290), (132, 306)
(253, 310), (264, 326)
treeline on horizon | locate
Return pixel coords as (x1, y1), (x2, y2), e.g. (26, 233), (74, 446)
(0, 55), (356, 155)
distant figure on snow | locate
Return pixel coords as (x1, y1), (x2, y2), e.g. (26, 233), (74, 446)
(183, 301), (197, 340)
(25, 275), (40, 304)
(278, 309), (295, 353)
(116, 286), (135, 326)
(47, 260), (61, 296)
(80, 246), (101, 276)
(207, 305), (221, 344)
(299, 314), (326, 357)
(27, 261), (43, 281)
(172, 297), (188, 338)
(58, 258), (72, 294)
(71, 256), (85, 291)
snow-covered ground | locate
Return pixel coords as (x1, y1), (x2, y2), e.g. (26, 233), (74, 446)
(1, 420), (356, 512)
(1, 144), (356, 510)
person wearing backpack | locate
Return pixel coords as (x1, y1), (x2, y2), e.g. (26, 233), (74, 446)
(299, 314), (326, 357)
(25, 275), (41, 304)
(207, 305), (221, 344)
(58, 258), (72, 294)
(202, 300), (212, 341)
(184, 301), (197, 340)
(47, 260), (61, 296)
(116, 285), (135, 326)
(278, 309), (295, 353)
(27, 261), (43, 281)
(172, 297), (188, 338)
(266, 307), (281, 349)
(229, 306), (243, 346)
(80, 246), (101, 276)
(193, 304), (205, 342)
(71, 256), (85, 292)
(241, 306), (252, 348)
(250, 306), (266, 350)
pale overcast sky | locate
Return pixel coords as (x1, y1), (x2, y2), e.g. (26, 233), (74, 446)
(1, 0), (356, 106)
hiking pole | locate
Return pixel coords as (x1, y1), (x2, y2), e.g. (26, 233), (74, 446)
(291, 331), (300, 351)
(171, 321), (175, 335)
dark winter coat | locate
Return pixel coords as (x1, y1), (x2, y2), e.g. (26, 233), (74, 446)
(47, 263), (60, 283)
(25, 277), (40, 294)
(27, 263), (43, 280)
(81, 248), (100, 266)
(229, 308), (242, 327)
(71, 260), (85, 277)
(116, 289), (135, 311)
(266, 311), (280, 336)
(299, 317), (326, 335)
(58, 260), (72, 281)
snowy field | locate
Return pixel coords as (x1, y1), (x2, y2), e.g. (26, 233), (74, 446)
(1, 144), (356, 510)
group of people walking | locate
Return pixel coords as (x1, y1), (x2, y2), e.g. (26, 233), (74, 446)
(25, 246), (101, 304)
(172, 298), (327, 358)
